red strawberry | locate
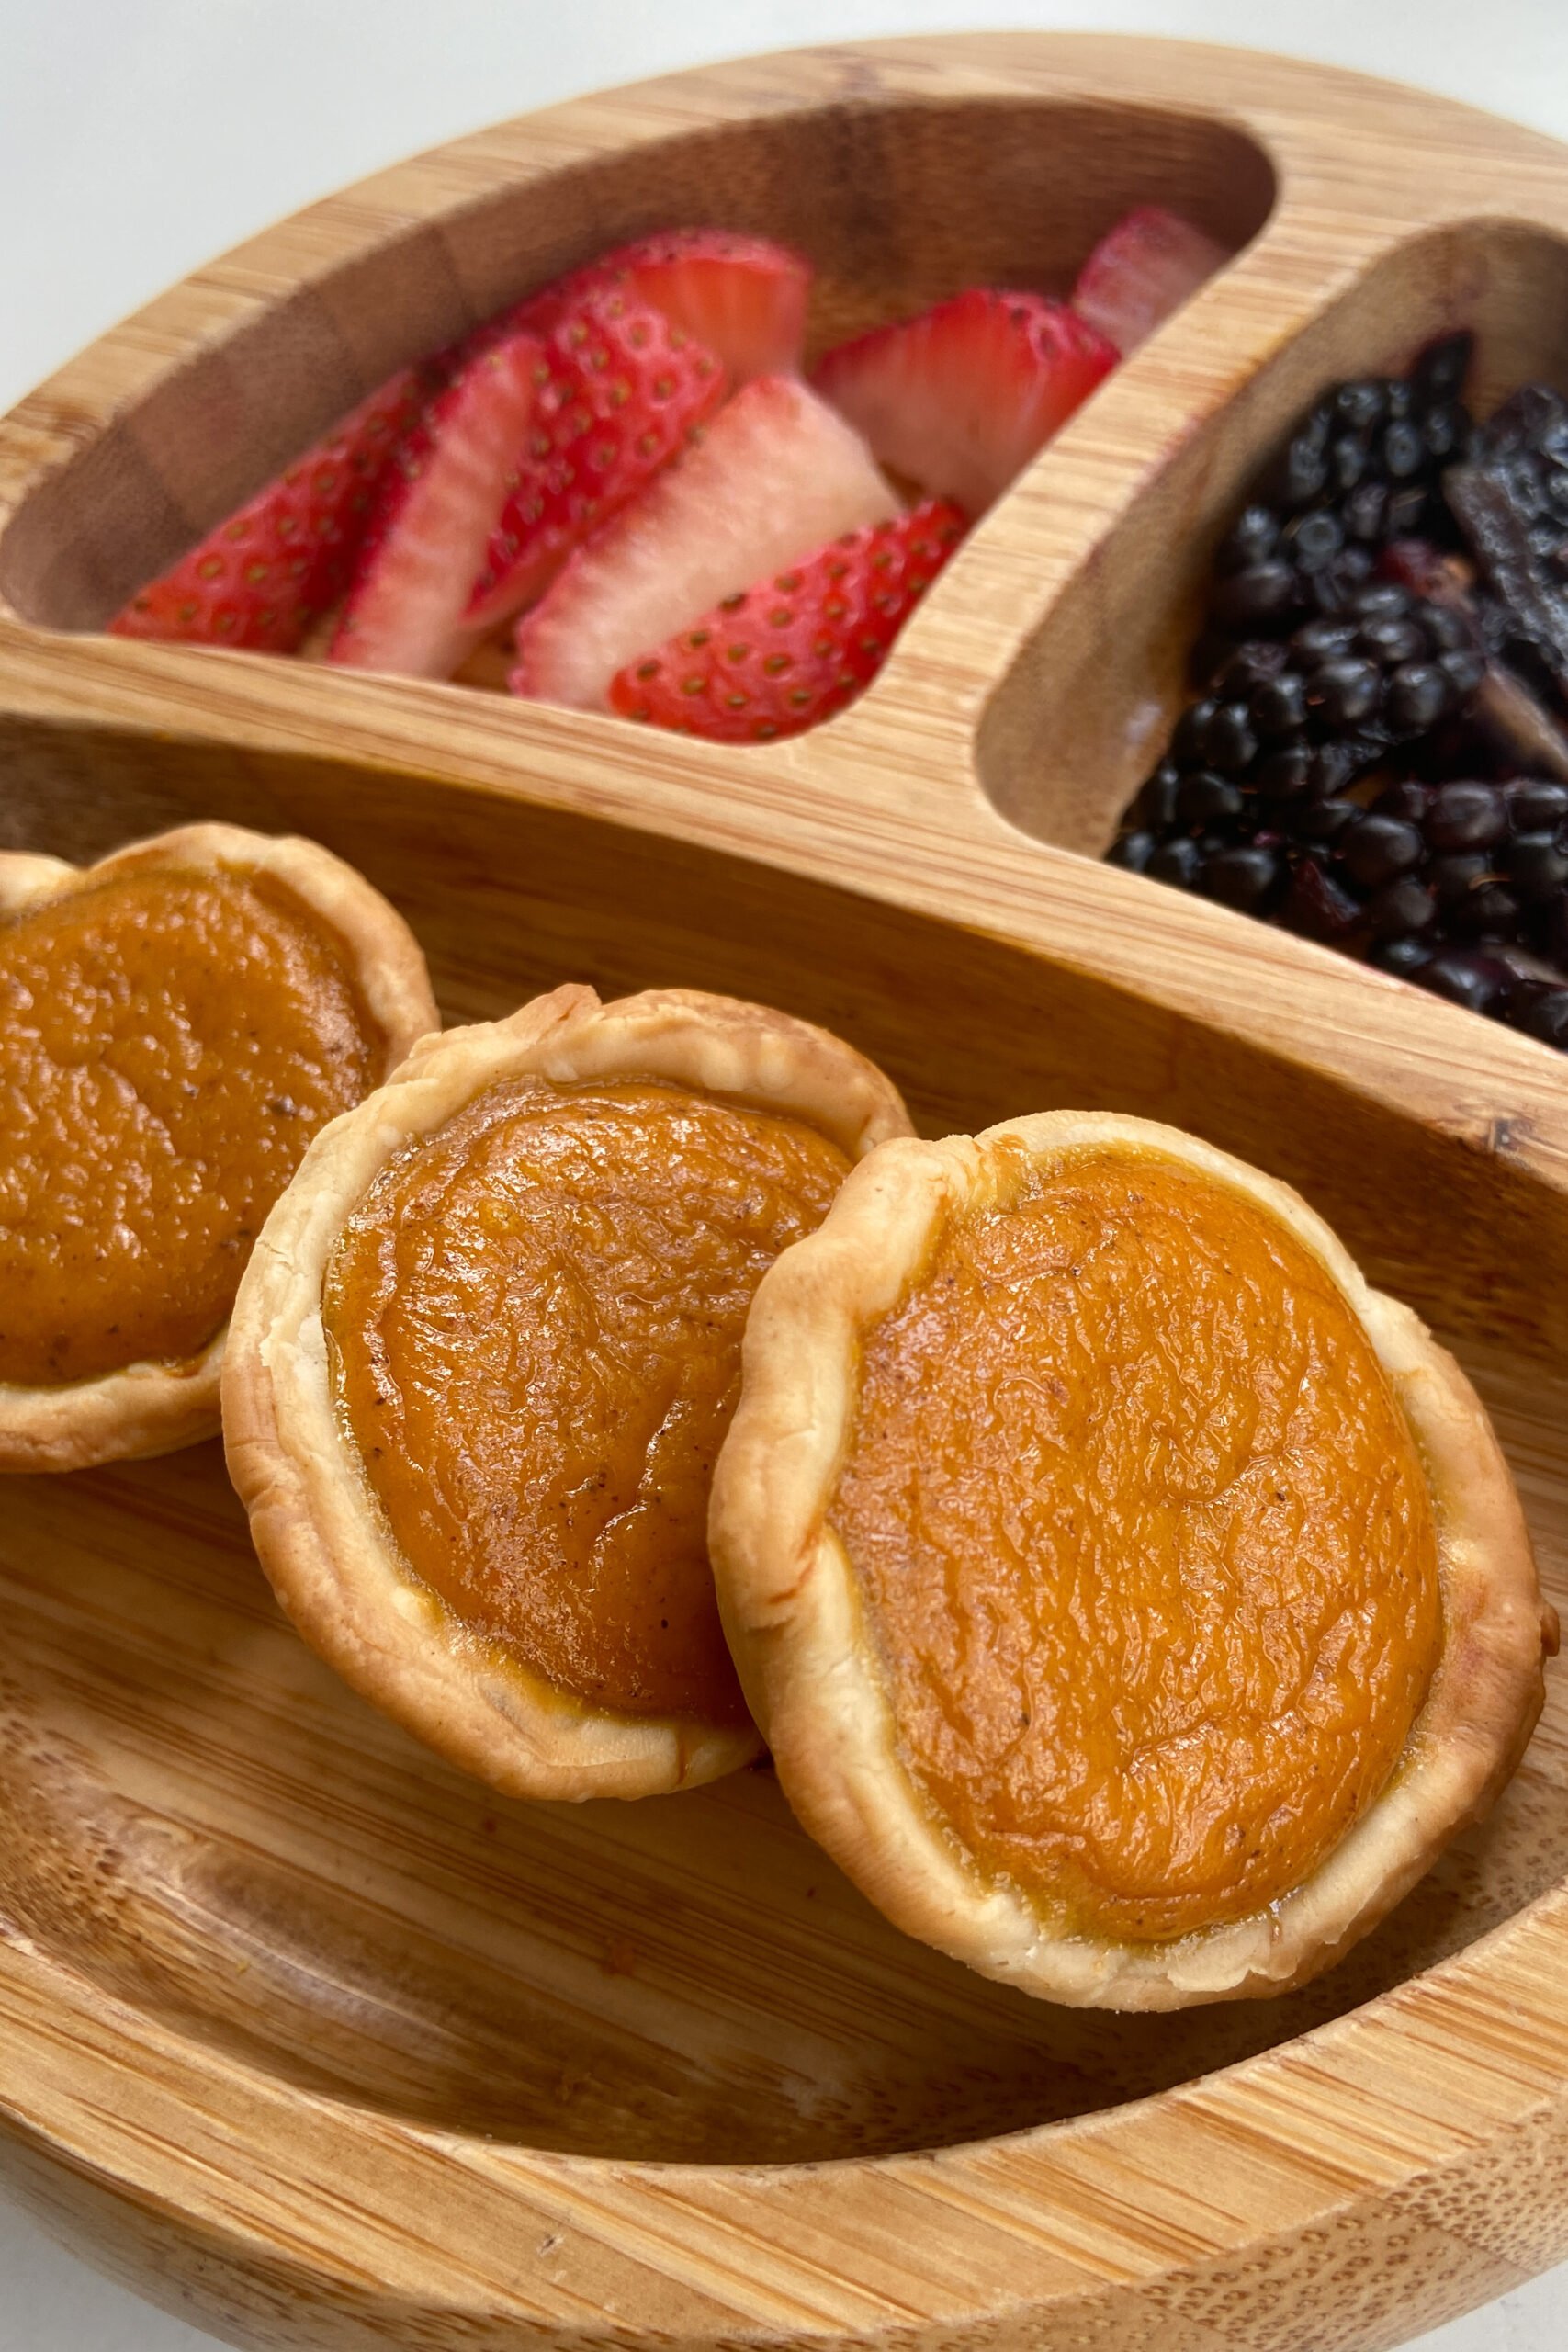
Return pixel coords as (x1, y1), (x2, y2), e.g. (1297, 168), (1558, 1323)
(109, 368), (426, 651)
(330, 327), (544, 677)
(609, 499), (965, 742)
(473, 228), (810, 384)
(465, 293), (727, 636)
(813, 290), (1117, 514)
(1071, 206), (1228, 356)
(513, 376), (897, 711)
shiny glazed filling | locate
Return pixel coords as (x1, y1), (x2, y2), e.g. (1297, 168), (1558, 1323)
(325, 1074), (852, 1723)
(832, 1144), (1443, 1943)
(0, 862), (378, 1386)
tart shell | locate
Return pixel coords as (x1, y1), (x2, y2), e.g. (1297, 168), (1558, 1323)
(0, 824), (438, 1475)
(709, 1110), (1559, 2007)
(222, 983), (914, 1802)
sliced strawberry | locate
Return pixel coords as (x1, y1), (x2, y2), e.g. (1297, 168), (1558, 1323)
(109, 368), (427, 651)
(465, 293), (727, 636)
(471, 228), (810, 383)
(330, 327), (544, 677)
(593, 229), (810, 381)
(512, 376), (897, 711)
(1071, 206), (1228, 356)
(609, 499), (965, 742)
(813, 290), (1117, 515)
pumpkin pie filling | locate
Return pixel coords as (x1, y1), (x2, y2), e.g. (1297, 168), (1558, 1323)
(831, 1143), (1444, 1944)
(0, 864), (379, 1388)
(324, 1073), (852, 1724)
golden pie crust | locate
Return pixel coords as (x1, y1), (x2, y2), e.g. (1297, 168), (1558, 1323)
(222, 983), (912, 1801)
(710, 1110), (1557, 2007)
(0, 825), (437, 1474)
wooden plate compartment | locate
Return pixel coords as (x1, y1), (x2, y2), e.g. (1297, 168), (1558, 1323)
(2, 36), (1568, 2352)
(982, 220), (1568, 850)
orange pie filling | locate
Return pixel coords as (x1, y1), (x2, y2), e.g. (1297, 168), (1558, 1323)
(324, 1075), (852, 1725)
(831, 1143), (1444, 1944)
(0, 864), (379, 1387)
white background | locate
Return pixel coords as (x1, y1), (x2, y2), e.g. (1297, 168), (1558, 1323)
(3, 2), (1567, 2346)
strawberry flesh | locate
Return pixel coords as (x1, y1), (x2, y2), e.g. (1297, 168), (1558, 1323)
(813, 289), (1117, 515)
(465, 293), (727, 636)
(610, 498), (966, 742)
(331, 328), (544, 677)
(1071, 205), (1228, 356)
(513, 376), (897, 711)
(110, 368), (427, 651)
(470, 227), (809, 384)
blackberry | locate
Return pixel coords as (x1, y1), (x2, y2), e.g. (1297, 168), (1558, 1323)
(1446, 404), (1568, 712)
(1102, 329), (1568, 1049)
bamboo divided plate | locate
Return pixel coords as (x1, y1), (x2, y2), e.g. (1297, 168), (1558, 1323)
(3, 31), (1568, 2352)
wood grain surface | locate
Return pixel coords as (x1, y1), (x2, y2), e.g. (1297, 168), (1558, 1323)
(2, 32), (1568, 2352)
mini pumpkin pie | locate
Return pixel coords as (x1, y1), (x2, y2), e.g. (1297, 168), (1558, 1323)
(222, 983), (912, 1800)
(711, 1111), (1557, 2008)
(0, 824), (437, 1474)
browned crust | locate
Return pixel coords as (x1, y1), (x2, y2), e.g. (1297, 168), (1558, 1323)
(0, 824), (439, 1474)
(710, 1110), (1556, 2008)
(222, 983), (914, 1802)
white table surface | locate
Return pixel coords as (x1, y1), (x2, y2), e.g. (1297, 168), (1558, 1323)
(3, 1), (1567, 2346)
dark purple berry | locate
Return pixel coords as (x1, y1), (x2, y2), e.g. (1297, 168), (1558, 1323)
(1213, 561), (1301, 630)
(1288, 794), (1357, 845)
(1347, 582), (1412, 621)
(1334, 379), (1389, 435)
(1264, 433), (1330, 510)
(1413, 599), (1471, 654)
(1427, 780), (1507, 852)
(1421, 402), (1471, 463)
(1110, 830), (1157, 873)
(1201, 845), (1282, 913)
(1416, 948), (1512, 1014)
(1429, 851), (1491, 910)
(1201, 702), (1259, 774)
(1437, 646), (1485, 699)
(1357, 615), (1427, 666)
(1541, 896), (1568, 974)
(1382, 420), (1426, 480)
(1328, 435), (1371, 494)
(1511, 987), (1568, 1047)
(1282, 858), (1360, 942)
(1133, 763), (1180, 831)
(1338, 812), (1425, 889)
(1292, 617), (1358, 665)
(1309, 656), (1382, 727)
(1308, 549), (1376, 614)
(1371, 780), (1432, 823)
(1218, 640), (1287, 696)
(1450, 881), (1522, 940)
(1507, 779), (1568, 831)
(1256, 743), (1315, 802)
(1363, 875), (1437, 940)
(1250, 672), (1309, 738)
(1216, 506), (1281, 571)
(1343, 481), (1390, 542)
(1383, 661), (1451, 732)
(1309, 742), (1358, 797)
(1504, 831), (1568, 904)
(1284, 509), (1346, 571)
(1147, 838), (1204, 888)
(1375, 937), (1436, 978)
(1172, 698), (1217, 766)
(1177, 770), (1245, 827)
